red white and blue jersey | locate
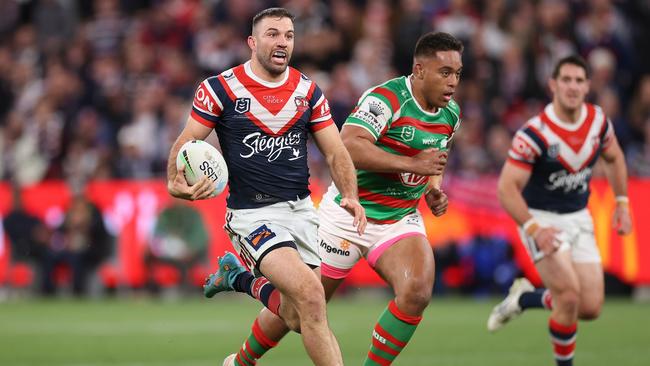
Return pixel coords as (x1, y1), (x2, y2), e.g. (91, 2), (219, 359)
(191, 61), (334, 209)
(507, 103), (615, 213)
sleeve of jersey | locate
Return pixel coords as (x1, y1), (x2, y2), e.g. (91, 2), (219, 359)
(308, 85), (334, 132)
(344, 92), (394, 140)
(448, 106), (462, 142)
(600, 118), (616, 149)
(190, 78), (223, 128)
(507, 129), (542, 170)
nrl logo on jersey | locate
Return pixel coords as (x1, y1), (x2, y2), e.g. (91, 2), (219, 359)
(235, 98), (251, 114)
(401, 126), (416, 141)
(399, 172), (427, 187)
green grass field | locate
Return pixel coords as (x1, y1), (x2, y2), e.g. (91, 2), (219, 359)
(0, 294), (648, 366)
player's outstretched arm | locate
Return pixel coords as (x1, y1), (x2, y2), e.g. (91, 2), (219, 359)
(340, 125), (447, 176)
(167, 117), (215, 201)
(313, 124), (367, 235)
(600, 137), (632, 235)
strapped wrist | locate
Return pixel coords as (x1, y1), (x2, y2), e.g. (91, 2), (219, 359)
(615, 196), (629, 207)
(522, 217), (540, 237)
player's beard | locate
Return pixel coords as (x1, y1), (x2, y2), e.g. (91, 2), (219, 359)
(255, 51), (289, 77)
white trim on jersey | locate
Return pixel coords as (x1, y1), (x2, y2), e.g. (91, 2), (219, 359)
(243, 60), (289, 88)
(517, 128), (543, 156)
(405, 75), (441, 117)
(528, 103), (608, 173)
(224, 69), (313, 134)
(349, 124), (383, 140)
(192, 102), (218, 117)
(544, 104), (587, 131)
(203, 79), (224, 112)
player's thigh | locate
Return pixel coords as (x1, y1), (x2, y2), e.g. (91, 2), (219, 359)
(317, 198), (367, 280)
(536, 250), (580, 295)
(573, 262), (604, 318)
(258, 246), (324, 301)
(373, 234), (435, 297)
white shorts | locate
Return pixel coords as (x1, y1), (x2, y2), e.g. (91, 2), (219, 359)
(224, 196), (320, 275)
(317, 196), (427, 279)
(519, 208), (601, 263)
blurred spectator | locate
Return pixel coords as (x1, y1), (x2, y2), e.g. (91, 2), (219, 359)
(41, 192), (111, 296)
(392, 0), (432, 74)
(0, 111), (48, 185)
(146, 202), (209, 291)
(3, 184), (50, 263)
(626, 117), (650, 177)
(33, 0), (77, 56)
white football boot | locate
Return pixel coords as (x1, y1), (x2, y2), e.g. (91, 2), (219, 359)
(487, 277), (534, 332)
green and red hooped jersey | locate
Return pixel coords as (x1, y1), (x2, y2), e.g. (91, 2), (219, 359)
(334, 76), (461, 223)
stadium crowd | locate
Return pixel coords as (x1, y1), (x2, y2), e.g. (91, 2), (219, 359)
(0, 0), (648, 296)
(1, 0), (649, 186)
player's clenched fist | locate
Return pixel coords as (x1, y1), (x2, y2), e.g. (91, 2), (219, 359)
(425, 188), (448, 217)
(409, 149), (448, 176)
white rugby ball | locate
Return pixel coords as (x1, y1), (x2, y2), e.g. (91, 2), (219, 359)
(176, 140), (228, 197)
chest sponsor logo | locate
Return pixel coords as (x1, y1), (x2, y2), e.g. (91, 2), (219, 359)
(264, 95), (285, 104)
(401, 126), (415, 142)
(545, 167), (592, 193)
(235, 98), (251, 114)
(399, 172), (427, 187)
(422, 137), (448, 148)
(245, 224), (276, 250)
(240, 131), (303, 162)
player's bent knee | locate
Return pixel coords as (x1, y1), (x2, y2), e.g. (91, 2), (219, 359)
(284, 315), (302, 333)
(555, 290), (580, 312)
(296, 294), (327, 322)
(578, 304), (602, 320)
(278, 301), (303, 332)
(397, 281), (433, 314)
(283, 277), (327, 324)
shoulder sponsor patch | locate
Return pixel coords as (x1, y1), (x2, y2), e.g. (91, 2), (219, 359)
(245, 224), (276, 250)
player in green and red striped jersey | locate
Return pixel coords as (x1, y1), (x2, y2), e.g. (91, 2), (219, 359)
(316, 32), (463, 365)
(218, 32), (463, 366)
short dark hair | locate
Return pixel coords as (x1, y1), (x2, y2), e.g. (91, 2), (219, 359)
(552, 55), (590, 79)
(252, 7), (295, 31)
(414, 32), (464, 59)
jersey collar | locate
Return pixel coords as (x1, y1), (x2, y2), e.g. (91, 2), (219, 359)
(544, 103), (588, 131)
(406, 75), (441, 117)
(244, 60), (289, 88)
